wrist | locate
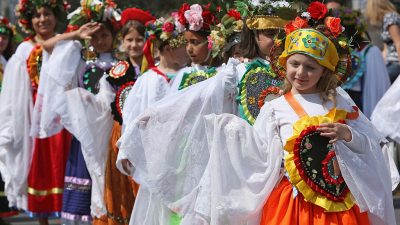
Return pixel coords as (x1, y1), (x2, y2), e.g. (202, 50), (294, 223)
(343, 125), (353, 142)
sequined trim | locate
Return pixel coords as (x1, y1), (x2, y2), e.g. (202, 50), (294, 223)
(61, 212), (92, 222)
(27, 187), (63, 196)
(64, 176), (91, 186)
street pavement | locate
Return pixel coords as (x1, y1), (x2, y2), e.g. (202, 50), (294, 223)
(3, 199), (400, 224)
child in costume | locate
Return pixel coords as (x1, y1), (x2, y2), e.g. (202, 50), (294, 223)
(234, 0), (295, 124)
(115, 15), (189, 225)
(92, 7), (156, 225)
(335, 8), (390, 118)
(0, 1), (70, 224)
(118, 2), (399, 225)
(34, 0), (121, 223)
(166, 3), (222, 93)
(0, 16), (19, 219)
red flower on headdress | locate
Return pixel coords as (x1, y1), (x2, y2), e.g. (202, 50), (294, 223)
(227, 9), (241, 20)
(325, 17), (342, 37)
(284, 21), (296, 34)
(162, 22), (174, 32)
(284, 16), (309, 34)
(307, 1), (328, 20)
(1, 17), (9, 25)
(178, 3), (190, 26)
(202, 9), (217, 30)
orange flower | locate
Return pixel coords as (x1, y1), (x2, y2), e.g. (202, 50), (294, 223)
(284, 17), (309, 35)
(293, 16), (309, 29)
(325, 17), (342, 37)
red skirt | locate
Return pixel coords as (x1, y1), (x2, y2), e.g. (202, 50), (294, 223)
(27, 129), (71, 216)
(260, 177), (370, 225)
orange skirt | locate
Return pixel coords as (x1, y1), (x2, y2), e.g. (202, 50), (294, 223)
(93, 122), (138, 225)
(260, 177), (370, 225)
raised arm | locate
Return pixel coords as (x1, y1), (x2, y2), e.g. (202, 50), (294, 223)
(42, 22), (102, 53)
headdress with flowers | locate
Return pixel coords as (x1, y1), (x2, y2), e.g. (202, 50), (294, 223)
(270, 1), (352, 84)
(175, 3), (219, 33)
(66, 0), (121, 32)
(145, 16), (186, 49)
(15, 0), (70, 34)
(235, 0), (296, 30)
(0, 16), (16, 38)
(207, 9), (243, 59)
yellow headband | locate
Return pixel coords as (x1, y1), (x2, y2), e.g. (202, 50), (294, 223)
(246, 15), (289, 30)
(279, 29), (339, 72)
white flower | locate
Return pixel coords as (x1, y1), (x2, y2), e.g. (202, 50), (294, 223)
(250, 0), (261, 6)
(301, 12), (311, 20)
(271, 1), (290, 8)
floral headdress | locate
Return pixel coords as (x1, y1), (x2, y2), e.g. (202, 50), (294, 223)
(67, 0), (121, 32)
(208, 9), (243, 58)
(270, 1), (352, 84)
(175, 3), (219, 33)
(145, 16), (186, 49)
(15, 0), (70, 34)
(235, 0), (296, 30)
(0, 16), (16, 38)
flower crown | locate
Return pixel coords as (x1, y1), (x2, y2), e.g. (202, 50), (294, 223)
(15, 0), (70, 34)
(270, 1), (352, 84)
(67, 0), (121, 32)
(208, 9), (243, 58)
(145, 16), (186, 49)
(176, 3), (218, 33)
(235, 0), (296, 30)
(0, 16), (16, 37)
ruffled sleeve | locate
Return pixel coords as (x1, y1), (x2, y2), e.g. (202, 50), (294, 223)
(53, 76), (115, 217)
(31, 40), (83, 138)
(0, 42), (34, 210)
(117, 70), (170, 175)
(117, 60), (239, 216)
(182, 103), (283, 225)
(334, 93), (398, 225)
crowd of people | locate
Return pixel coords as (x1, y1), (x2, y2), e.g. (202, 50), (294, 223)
(0, 0), (399, 225)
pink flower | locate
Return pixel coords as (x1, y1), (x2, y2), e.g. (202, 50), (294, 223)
(171, 12), (186, 32)
(184, 4), (204, 31)
(162, 22), (175, 32)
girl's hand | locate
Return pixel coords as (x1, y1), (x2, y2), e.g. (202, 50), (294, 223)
(317, 123), (352, 144)
(77, 22), (101, 40)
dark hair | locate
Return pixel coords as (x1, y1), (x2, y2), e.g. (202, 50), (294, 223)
(240, 23), (262, 59)
(27, 5), (66, 34)
(120, 20), (146, 38)
(101, 21), (118, 36)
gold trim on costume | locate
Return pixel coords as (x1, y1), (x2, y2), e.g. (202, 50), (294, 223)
(27, 187), (63, 196)
(246, 15), (289, 30)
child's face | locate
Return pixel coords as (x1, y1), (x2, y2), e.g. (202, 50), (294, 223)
(184, 31), (209, 65)
(256, 29), (277, 58)
(0, 34), (10, 54)
(122, 28), (145, 59)
(90, 25), (113, 54)
(286, 54), (325, 94)
(31, 7), (56, 38)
